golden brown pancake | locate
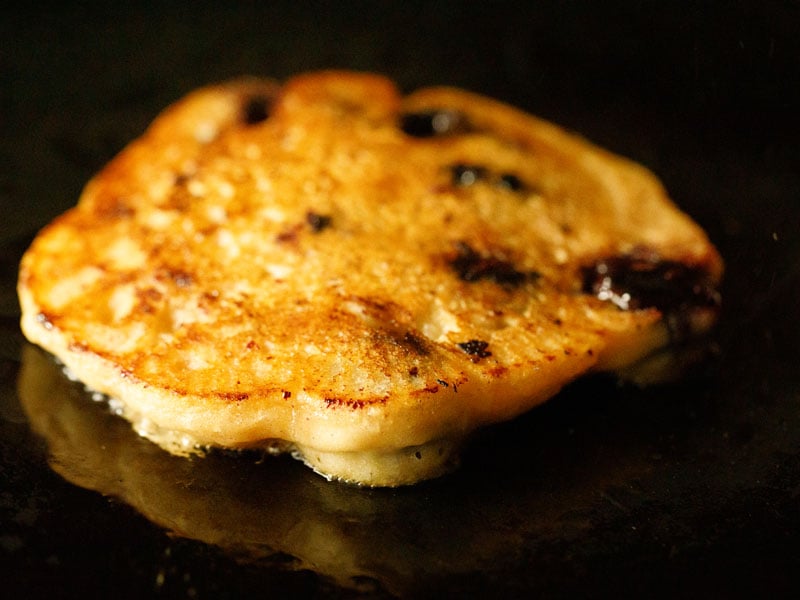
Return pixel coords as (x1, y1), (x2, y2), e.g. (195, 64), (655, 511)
(18, 71), (723, 486)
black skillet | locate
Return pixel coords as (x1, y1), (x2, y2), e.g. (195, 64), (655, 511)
(2, 3), (799, 597)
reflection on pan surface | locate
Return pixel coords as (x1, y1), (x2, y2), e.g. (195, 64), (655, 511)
(19, 343), (671, 596)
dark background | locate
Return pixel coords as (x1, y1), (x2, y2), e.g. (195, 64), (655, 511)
(2, 2), (799, 598)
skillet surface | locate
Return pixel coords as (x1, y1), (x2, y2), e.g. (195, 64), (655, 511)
(2, 2), (799, 597)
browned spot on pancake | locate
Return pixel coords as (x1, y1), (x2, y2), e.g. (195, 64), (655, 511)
(218, 391), (250, 402)
(487, 366), (508, 378)
(324, 396), (388, 410)
(393, 330), (430, 356)
(135, 287), (163, 314)
(417, 384), (440, 394)
(172, 271), (193, 288)
(276, 223), (303, 243)
(93, 197), (134, 220)
(138, 287), (163, 302)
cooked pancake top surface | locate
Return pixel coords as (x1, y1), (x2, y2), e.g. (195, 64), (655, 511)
(19, 71), (722, 459)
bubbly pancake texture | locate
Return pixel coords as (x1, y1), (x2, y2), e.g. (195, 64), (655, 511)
(18, 71), (723, 486)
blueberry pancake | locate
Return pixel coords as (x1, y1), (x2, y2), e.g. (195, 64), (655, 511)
(18, 71), (723, 486)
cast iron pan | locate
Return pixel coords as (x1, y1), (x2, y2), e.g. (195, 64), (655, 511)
(2, 3), (799, 598)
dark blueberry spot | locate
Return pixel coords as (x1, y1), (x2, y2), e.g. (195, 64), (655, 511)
(399, 110), (468, 137)
(436, 379), (449, 387)
(457, 339), (492, 361)
(581, 253), (720, 312)
(449, 241), (537, 287)
(450, 164), (488, 187)
(581, 252), (721, 339)
(242, 95), (271, 125)
(306, 211), (332, 232)
(497, 173), (525, 191)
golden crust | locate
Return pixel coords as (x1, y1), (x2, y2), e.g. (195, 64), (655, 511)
(18, 71), (722, 485)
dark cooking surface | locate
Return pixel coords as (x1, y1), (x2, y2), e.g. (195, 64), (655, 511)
(2, 2), (799, 598)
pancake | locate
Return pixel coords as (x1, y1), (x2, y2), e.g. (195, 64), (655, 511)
(18, 71), (723, 486)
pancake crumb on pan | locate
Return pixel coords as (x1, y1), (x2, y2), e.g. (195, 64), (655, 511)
(18, 71), (723, 486)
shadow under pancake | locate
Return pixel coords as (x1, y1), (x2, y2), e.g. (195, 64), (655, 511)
(18, 343), (664, 596)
